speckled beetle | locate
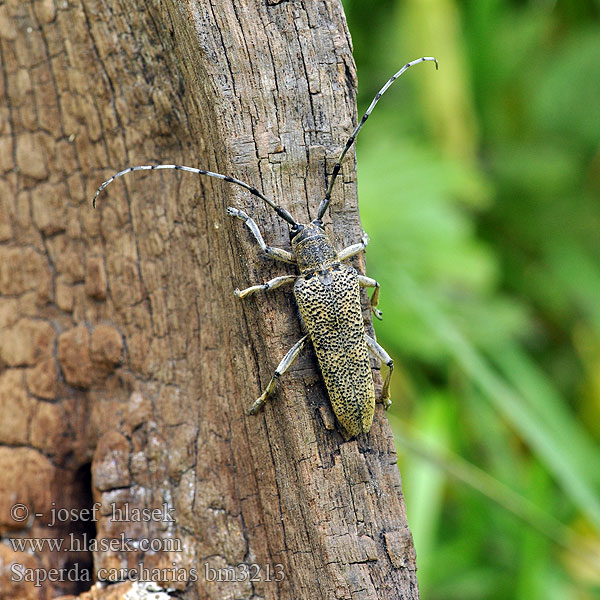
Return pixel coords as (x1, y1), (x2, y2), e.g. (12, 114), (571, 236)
(93, 57), (438, 437)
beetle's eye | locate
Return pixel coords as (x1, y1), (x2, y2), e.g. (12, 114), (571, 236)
(289, 224), (304, 240)
(313, 219), (325, 230)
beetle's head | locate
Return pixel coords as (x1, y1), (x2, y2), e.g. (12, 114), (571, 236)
(290, 220), (336, 271)
(289, 219), (325, 243)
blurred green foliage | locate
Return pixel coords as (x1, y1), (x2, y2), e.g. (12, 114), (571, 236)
(342, 0), (600, 597)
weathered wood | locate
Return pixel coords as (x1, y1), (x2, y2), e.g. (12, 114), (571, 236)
(0, 1), (419, 598)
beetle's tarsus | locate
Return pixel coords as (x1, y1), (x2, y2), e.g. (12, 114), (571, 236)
(248, 397), (265, 415)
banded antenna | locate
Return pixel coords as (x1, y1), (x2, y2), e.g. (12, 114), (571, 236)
(316, 56), (438, 221)
(92, 164), (298, 227)
(92, 57), (437, 228)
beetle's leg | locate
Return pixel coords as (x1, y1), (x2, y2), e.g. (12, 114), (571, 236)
(358, 275), (383, 320)
(228, 207), (295, 264)
(337, 231), (370, 261)
(248, 334), (309, 415)
(235, 275), (297, 299)
(365, 334), (393, 409)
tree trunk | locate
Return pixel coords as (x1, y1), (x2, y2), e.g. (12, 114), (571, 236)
(0, 1), (419, 599)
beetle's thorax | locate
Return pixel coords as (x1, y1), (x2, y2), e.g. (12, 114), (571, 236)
(291, 222), (339, 273)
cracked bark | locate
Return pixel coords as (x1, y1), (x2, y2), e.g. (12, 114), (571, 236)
(0, 1), (420, 599)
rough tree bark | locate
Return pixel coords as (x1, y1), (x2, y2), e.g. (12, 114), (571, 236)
(0, 1), (420, 599)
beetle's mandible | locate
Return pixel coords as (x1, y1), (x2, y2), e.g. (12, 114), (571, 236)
(92, 56), (438, 437)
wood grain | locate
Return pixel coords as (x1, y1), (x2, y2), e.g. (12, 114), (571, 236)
(0, 1), (419, 598)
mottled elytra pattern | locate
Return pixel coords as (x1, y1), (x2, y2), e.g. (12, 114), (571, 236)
(294, 264), (374, 437)
(93, 57), (437, 437)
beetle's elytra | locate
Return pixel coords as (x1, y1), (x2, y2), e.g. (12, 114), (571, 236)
(93, 57), (438, 437)
(292, 224), (378, 435)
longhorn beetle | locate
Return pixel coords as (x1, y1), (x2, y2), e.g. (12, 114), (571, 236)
(93, 56), (438, 437)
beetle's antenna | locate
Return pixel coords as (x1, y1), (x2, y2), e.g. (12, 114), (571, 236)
(92, 164), (298, 227)
(317, 56), (438, 220)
